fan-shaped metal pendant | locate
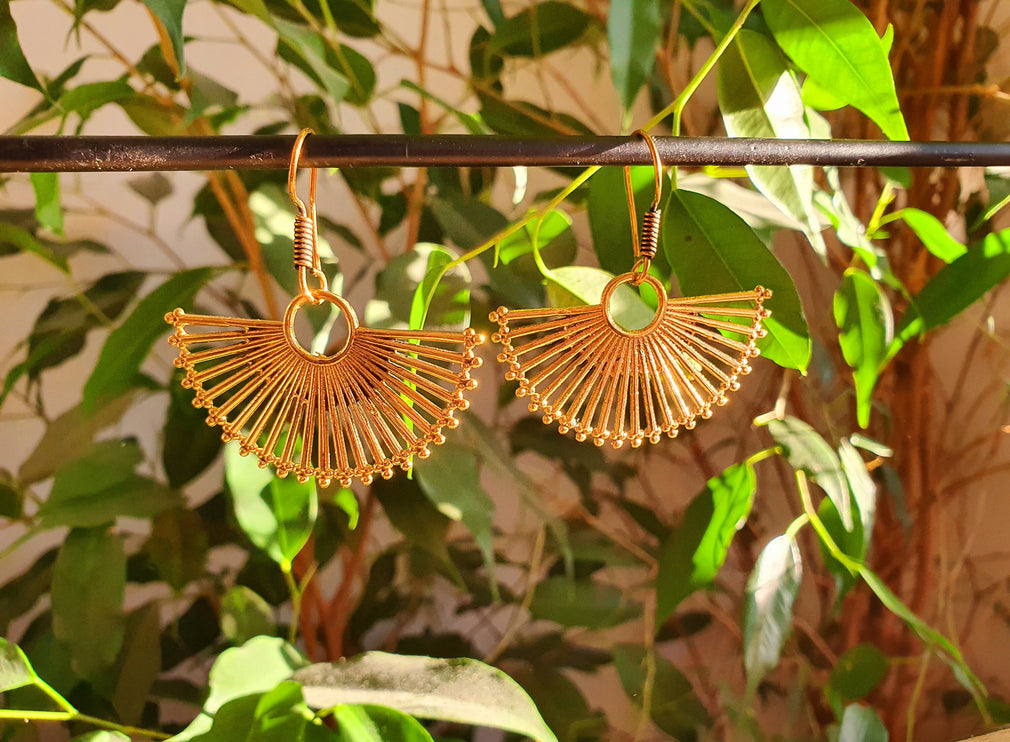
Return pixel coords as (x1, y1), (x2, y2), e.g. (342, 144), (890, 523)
(165, 290), (483, 487)
(490, 273), (771, 449)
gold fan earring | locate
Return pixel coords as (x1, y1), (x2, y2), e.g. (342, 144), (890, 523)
(165, 129), (483, 487)
(490, 130), (771, 448)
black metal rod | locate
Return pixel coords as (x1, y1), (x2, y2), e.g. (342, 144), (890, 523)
(1, 135), (1009, 173)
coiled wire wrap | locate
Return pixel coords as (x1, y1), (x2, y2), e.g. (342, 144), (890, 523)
(292, 213), (315, 271)
(639, 206), (661, 260)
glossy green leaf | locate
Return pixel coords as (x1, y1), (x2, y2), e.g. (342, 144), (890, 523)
(837, 704), (887, 742)
(71, 732), (132, 742)
(802, 24), (893, 111)
(414, 441), (496, 593)
(530, 576), (641, 629)
(225, 441), (318, 571)
(147, 508), (208, 591)
(140, 0), (187, 75)
(834, 270), (892, 428)
(0, 638), (37, 692)
(163, 369), (224, 487)
(762, 0), (908, 140)
(898, 208), (966, 263)
(372, 476), (455, 573)
(335, 44), (375, 106)
(83, 267), (214, 410)
(839, 438), (876, 541)
(588, 165), (670, 277)
(333, 704), (434, 742)
(193, 681), (317, 742)
(497, 209), (577, 278)
(0, 0), (44, 92)
(609, 0), (661, 111)
(664, 189), (811, 371)
(206, 637), (308, 714)
(768, 416), (852, 530)
(717, 29), (825, 257)
(657, 462), (756, 625)
(30, 172), (63, 236)
(613, 644), (712, 739)
(508, 664), (605, 742)
(490, 1), (592, 57)
(743, 534), (802, 693)
(892, 229), (1010, 352)
(830, 644), (888, 702)
(221, 585), (276, 644)
(36, 438), (182, 529)
(52, 526), (126, 676)
(295, 652), (559, 742)
(18, 393), (133, 484)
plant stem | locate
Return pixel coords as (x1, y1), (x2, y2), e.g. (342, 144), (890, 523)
(795, 470), (861, 575)
(283, 565), (303, 645)
(0, 709), (170, 739)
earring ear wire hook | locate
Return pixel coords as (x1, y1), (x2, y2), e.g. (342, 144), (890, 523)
(624, 129), (664, 286)
(288, 129), (327, 299)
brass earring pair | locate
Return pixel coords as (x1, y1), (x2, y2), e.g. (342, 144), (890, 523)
(490, 130), (772, 448)
(165, 130), (483, 487)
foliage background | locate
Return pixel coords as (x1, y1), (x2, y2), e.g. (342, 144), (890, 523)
(2, 0), (1010, 741)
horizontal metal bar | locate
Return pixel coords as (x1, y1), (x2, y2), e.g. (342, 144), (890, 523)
(1, 135), (1009, 173)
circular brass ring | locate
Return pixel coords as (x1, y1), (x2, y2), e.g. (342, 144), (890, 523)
(601, 272), (667, 336)
(283, 290), (359, 362)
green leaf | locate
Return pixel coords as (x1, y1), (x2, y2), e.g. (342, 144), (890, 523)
(837, 704), (888, 742)
(489, 1), (592, 57)
(768, 416), (852, 530)
(0, 638), (37, 692)
(717, 29), (825, 257)
(295, 652), (559, 742)
(892, 229), (1010, 352)
(225, 441), (318, 571)
(83, 267), (215, 410)
(113, 604), (162, 725)
(333, 705), (434, 742)
(206, 637), (308, 714)
(221, 586), (276, 645)
(858, 567), (985, 697)
(0, 222), (69, 273)
(656, 462), (756, 625)
(743, 534), (802, 693)
(276, 19), (350, 103)
(52, 526), (126, 676)
(147, 508), (208, 591)
(497, 209), (577, 278)
(0, 0), (44, 92)
(834, 270), (892, 428)
(194, 681), (317, 742)
(530, 576), (641, 629)
(762, 0), (908, 140)
(36, 438), (181, 529)
(508, 664), (604, 742)
(59, 79), (135, 120)
(372, 476), (455, 573)
(163, 369), (224, 487)
(608, 0), (661, 111)
(414, 442), (496, 594)
(372, 244), (470, 331)
(830, 644), (888, 702)
(898, 208), (966, 263)
(30, 173), (63, 236)
(71, 733), (132, 742)
(335, 44), (375, 106)
(18, 393), (133, 484)
(801, 24), (894, 111)
(140, 0), (187, 75)
(588, 166), (670, 277)
(838, 438), (876, 541)
(664, 189), (811, 372)
(128, 172), (173, 205)
(546, 266), (657, 331)
(613, 644), (712, 740)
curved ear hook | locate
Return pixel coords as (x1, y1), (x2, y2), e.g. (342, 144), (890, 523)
(287, 129), (327, 298)
(624, 129), (664, 285)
